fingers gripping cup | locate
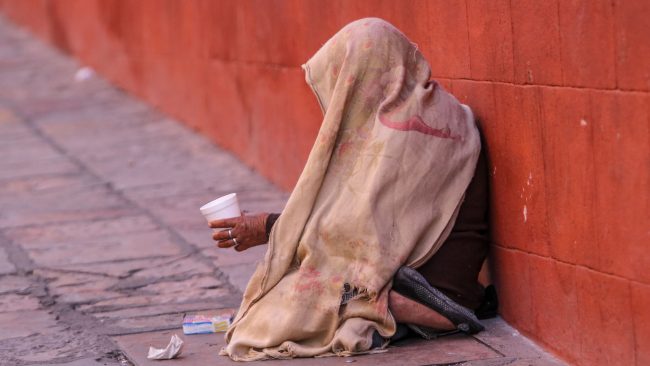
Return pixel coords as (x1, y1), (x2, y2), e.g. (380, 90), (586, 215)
(200, 193), (241, 223)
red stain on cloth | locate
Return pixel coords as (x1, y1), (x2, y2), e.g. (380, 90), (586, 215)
(379, 114), (461, 140)
(293, 267), (324, 294)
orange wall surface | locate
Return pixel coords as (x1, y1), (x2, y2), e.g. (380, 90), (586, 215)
(1, 1), (648, 365)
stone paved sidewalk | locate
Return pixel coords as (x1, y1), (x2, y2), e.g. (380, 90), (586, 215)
(0, 15), (563, 366)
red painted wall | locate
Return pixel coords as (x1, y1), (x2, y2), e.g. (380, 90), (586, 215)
(1, 1), (648, 364)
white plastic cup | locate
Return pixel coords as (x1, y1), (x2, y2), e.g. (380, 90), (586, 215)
(200, 193), (241, 223)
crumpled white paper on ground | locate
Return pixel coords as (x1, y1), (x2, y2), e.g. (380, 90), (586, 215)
(147, 334), (184, 360)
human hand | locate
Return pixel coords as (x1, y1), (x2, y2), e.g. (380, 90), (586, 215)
(209, 213), (270, 252)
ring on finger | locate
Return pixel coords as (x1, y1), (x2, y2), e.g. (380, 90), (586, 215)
(228, 229), (233, 239)
(232, 237), (239, 247)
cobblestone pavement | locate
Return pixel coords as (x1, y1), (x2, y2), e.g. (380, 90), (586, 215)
(0, 15), (563, 366)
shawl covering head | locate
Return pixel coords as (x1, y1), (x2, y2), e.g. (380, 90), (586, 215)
(221, 18), (480, 361)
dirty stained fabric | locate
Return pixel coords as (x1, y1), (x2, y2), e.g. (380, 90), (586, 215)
(221, 18), (481, 361)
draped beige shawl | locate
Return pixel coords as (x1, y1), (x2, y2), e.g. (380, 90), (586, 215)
(221, 18), (480, 361)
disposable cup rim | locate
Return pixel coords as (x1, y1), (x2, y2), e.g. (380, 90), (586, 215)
(200, 193), (238, 215)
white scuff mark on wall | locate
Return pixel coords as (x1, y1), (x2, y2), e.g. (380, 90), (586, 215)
(580, 118), (588, 127)
(521, 173), (532, 204)
(523, 205), (528, 223)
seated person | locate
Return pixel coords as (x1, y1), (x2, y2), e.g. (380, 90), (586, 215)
(210, 18), (496, 361)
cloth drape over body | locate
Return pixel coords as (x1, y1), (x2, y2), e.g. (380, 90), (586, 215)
(221, 18), (481, 360)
